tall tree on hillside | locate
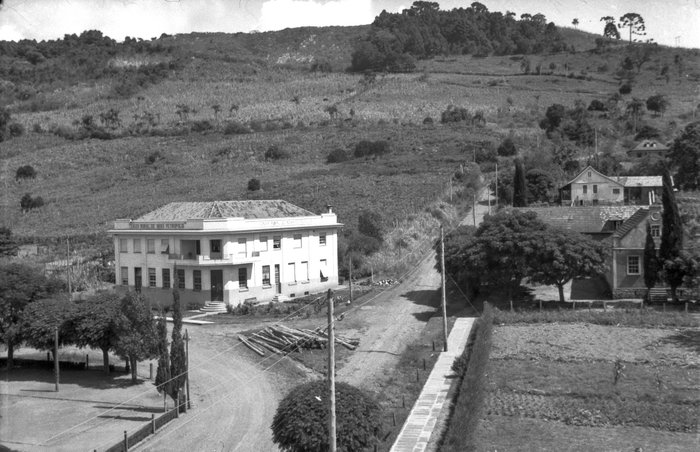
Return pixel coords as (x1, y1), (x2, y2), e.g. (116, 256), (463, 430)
(72, 293), (124, 374)
(626, 98), (645, 132)
(154, 315), (171, 395)
(643, 221), (660, 306)
(0, 263), (62, 369)
(659, 169), (685, 303)
(169, 276), (187, 410)
(619, 13), (646, 43)
(114, 292), (157, 383)
(600, 16), (620, 40)
(668, 121), (700, 190)
(512, 159), (528, 207)
(572, 18), (579, 29)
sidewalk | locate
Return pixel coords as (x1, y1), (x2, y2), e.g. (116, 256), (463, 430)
(390, 317), (476, 452)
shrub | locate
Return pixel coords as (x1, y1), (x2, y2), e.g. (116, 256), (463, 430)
(635, 125), (661, 140)
(32, 123), (43, 133)
(145, 150), (163, 164)
(358, 210), (384, 242)
(423, 116), (434, 124)
(15, 165), (37, 181)
(223, 120), (250, 135)
(497, 137), (517, 157)
(441, 105), (471, 124)
(353, 140), (390, 158)
(247, 178), (261, 191)
(619, 83), (632, 95)
(588, 99), (607, 111)
(265, 145), (290, 161)
(272, 380), (383, 452)
(191, 120), (213, 133)
(20, 193), (44, 212)
(326, 148), (349, 164)
(8, 122), (25, 138)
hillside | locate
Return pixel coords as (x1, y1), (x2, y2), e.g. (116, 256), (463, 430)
(1, 24), (699, 257)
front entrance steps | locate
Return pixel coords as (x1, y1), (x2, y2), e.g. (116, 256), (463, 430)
(272, 294), (289, 303)
(200, 301), (227, 313)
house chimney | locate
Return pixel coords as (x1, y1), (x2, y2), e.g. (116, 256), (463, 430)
(326, 205), (333, 214)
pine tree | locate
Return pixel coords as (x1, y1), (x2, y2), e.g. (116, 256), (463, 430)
(513, 159), (528, 207)
(659, 169), (683, 261)
(169, 276), (187, 411)
(643, 221), (659, 306)
(154, 315), (170, 394)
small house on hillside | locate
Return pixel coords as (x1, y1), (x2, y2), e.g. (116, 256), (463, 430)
(627, 139), (669, 160)
(109, 200), (342, 308)
(559, 166), (662, 206)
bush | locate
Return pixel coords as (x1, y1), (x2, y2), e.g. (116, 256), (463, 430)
(326, 148), (349, 164)
(8, 122), (25, 138)
(191, 120), (213, 133)
(634, 125), (661, 140)
(423, 116), (434, 125)
(20, 193), (44, 212)
(247, 178), (261, 191)
(358, 210), (384, 242)
(223, 121), (250, 135)
(145, 150), (163, 164)
(497, 137), (517, 157)
(15, 165), (37, 181)
(272, 380), (383, 452)
(353, 140), (390, 158)
(588, 99), (607, 112)
(265, 145), (290, 161)
(441, 105), (471, 124)
(619, 83), (632, 95)
(441, 303), (494, 451)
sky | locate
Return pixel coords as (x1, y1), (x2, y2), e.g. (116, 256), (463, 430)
(0, 0), (698, 48)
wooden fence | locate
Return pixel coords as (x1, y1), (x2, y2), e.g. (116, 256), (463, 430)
(101, 402), (182, 452)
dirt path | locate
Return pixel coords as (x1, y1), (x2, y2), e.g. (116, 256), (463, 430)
(338, 189), (492, 391)
(134, 326), (283, 452)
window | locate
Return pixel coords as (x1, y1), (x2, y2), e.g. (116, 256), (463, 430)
(134, 268), (142, 292)
(273, 236), (281, 250)
(588, 171), (591, 177)
(147, 239), (156, 254)
(238, 267), (248, 290)
(119, 239), (128, 253)
(593, 185), (598, 194)
(293, 234), (302, 248)
(319, 233), (326, 246)
(320, 259), (328, 282)
(238, 238), (247, 255)
(160, 239), (169, 254)
(651, 224), (660, 237)
(195, 240), (201, 255)
(210, 239), (221, 253)
(177, 269), (185, 289)
(627, 256), (640, 275)
(612, 188), (620, 195)
(300, 261), (308, 282)
(121, 267), (129, 285)
(193, 270), (201, 291)
(148, 268), (156, 287)
(582, 185), (588, 194)
(259, 236), (268, 252)
(162, 268), (170, 288)
(262, 265), (271, 286)
(288, 262), (296, 283)
(133, 238), (141, 253)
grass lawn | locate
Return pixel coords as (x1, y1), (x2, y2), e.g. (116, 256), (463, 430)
(475, 322), (700, 451)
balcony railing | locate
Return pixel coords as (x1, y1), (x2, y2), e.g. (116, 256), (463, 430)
(168, 253), (259, 266)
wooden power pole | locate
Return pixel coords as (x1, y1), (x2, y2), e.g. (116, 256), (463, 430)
(327, 289), (337, 452)
(54, 327), (60, 392)
(440, 226), (448, 352)
(185, 329), (191, 409)
(348, 256), (353, 303)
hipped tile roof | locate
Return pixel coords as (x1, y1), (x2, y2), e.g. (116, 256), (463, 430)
(135, 200), (316, 221)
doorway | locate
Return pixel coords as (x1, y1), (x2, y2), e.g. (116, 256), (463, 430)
(274, 264), (281, 294)
(210, 269), (223, 301)
(134, 267), (142, 292)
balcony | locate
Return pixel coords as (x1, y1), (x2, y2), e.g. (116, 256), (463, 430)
(167, 253), (259, 266)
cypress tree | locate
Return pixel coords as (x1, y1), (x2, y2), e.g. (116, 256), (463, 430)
(643, 221), (659, 306)
(659, 168), (683, 262)
(169, 274), (187, 411)
(154, 315), (170, 394)
(513, 159), (528, 207)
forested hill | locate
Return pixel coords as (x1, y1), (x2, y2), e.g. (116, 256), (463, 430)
(349, 1), (567, 72)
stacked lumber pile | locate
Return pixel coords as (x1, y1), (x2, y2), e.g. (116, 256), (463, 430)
(238, 324), (359, 357)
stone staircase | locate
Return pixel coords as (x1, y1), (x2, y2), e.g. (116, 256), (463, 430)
(200, 301), (228, 313)
(272, 294), (289, 303)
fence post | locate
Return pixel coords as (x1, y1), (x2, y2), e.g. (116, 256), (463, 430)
(151, 414), (156, 434)
(123, 430), (128, 451)
(149, 362), (153, 380)
(86, 354), (89, 369)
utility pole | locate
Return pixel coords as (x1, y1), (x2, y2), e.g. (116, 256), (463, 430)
(54, 327), (59, 392)
(326, 289), (337, 452)
(348, 257), (353, 303)
(495, 162), (499, 209)
(472, 194), (476, 226)
(185, 329), (191, 409)
(440, 226), (448, 352)
(66, 237), (72, 299)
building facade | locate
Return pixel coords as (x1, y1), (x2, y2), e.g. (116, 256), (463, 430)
(560, 166), (662, 206)
(109, 200), (342, 307)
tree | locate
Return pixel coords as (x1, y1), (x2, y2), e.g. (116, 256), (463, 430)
(0, 227), (18, 257)
(247, 178), (261, 191)
(114, 292), (157, 383)
(659, 169), (685, 303)
(626, 98), (645, 132)
(21, 298), (77, 359)
(600, 16), (620, 40)
(539, 103), (566, 132)
(497, 137), (517, 157)
(358, 210), (384, 242)
(15, 165), (37, 181)
(529, 227), (608, 303)
(572, 18), (579, 29)
(526, 168), (554, 203)
(0, 107), (11, 142)
(619, 13), (646, 43)
(0, 263), (62, 369)
(668, 121), (700, 190)
(646, 95), (669, 117)
(72, 293), (124, 374)
(271, 380), (383, 452)
(512, 159), (528, 207)
(663, 252), (698, 303)
(154, 315), (171, 395)
(169, 283), (187, 409)
(643, 221), (660, 305)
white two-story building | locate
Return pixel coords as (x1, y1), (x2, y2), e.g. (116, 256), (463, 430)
(109, 200), (342, 307)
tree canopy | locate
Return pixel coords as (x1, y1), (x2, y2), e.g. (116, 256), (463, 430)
(668, 121), (700, 190)
(72, 293), (125, 373)
(114, 292), (157, 383)
(619, 13), (646, 43)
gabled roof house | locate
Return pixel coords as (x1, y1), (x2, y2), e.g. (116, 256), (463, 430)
(559, 166), (662, 207)
(626, 139), (669, 160)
